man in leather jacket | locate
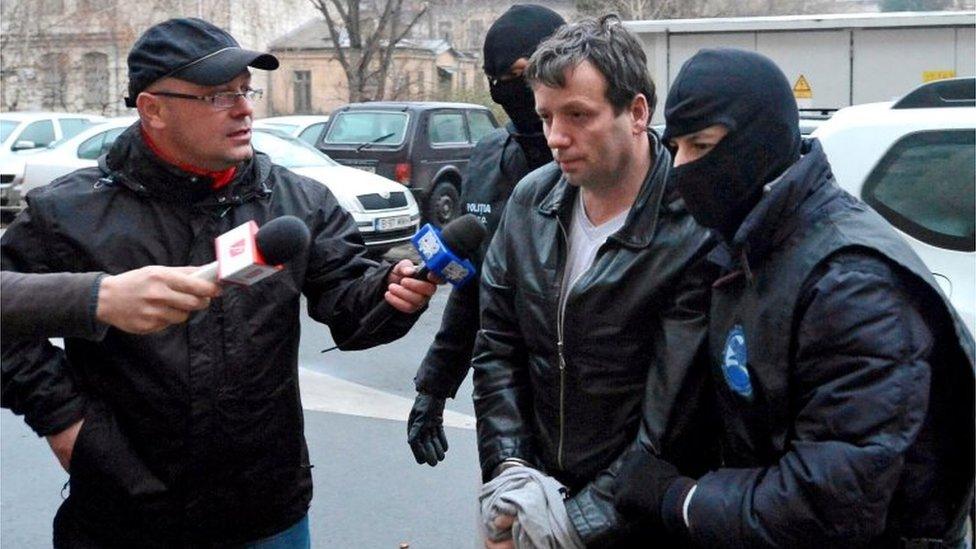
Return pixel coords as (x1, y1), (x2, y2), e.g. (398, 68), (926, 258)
(474, 17), (718, 547)
(613, 48), (975, 548)
(407, 4), (565, 467)
(1, 18), (438, 547)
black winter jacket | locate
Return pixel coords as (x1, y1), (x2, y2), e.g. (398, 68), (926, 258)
(415, 124), (531, 398)
(0, 124), (420, 546)
(472, 132), (719, 546)
(687, 140), (975, 547)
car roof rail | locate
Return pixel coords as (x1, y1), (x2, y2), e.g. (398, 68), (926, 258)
(892, 77), (975, 109)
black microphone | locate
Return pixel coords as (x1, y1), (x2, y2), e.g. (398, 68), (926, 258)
(323, 214), (487, 352)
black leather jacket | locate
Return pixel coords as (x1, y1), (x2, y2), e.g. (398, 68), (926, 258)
(1, 123), (420, 546)
(472, 131), (719, 546)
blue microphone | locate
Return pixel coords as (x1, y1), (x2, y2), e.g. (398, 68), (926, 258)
(323, 214), (486, 352)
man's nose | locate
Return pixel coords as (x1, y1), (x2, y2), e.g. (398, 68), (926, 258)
(546, 117), (570, 150)
(230, 94), (254, 117)
(672, 146), (692, 168)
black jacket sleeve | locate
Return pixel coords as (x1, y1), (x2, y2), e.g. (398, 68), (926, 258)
(565, 253), (719, 547)
(301, 189), (422, 349)
(472, 205), (536, 478)
(1, 271), (108, 340)
(1, 206), (88, 436)
(414, 276), (480, 398)
(687, 253), (934, 548)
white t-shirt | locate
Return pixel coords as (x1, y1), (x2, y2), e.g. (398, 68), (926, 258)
(558, 190), (630, 313)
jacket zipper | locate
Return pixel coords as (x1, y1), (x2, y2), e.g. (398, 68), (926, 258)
(555, 216), (570, 471)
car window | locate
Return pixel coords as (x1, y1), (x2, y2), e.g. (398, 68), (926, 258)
(17, 120), (56, 148)
(59, 118), (97, 139)
(0, 120), (18, 143)
(467, 111), (495, 144)
(298, 123), (326, 146)
(324, 112), (408, 145)
(252, 130), (338, 168)
(77, 127), (125, 160)
(862, 129), (975, 252)
(428, 112), (467, 145)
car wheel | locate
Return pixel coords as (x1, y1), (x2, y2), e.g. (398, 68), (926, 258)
(425, 181), (460, 228)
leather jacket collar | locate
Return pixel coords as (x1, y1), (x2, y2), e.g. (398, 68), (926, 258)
(537, 129), (673, 249)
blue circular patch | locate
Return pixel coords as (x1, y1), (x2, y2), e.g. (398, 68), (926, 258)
(722, 325), (752, 398)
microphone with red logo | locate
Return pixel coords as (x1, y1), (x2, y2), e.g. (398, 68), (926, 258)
(192, 216), (311, 284)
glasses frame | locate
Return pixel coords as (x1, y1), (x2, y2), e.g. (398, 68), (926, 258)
(147, 88), (263, 110)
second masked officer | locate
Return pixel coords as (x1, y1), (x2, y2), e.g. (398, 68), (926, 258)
(407, 4), (565, 466)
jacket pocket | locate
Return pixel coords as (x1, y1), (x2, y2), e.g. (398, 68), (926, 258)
(70, 399), (172, 519)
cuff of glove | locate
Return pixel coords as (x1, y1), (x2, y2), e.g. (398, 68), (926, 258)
(661, 476), (696, 536)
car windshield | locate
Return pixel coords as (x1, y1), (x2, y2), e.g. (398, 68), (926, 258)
(0, 120), (18, 144)
(324, 111), (408, 145)
(251, 130), (338, 168)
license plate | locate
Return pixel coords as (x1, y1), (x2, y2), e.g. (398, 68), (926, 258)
(353, 165), (375, 173)
(374, 215), (412, 231)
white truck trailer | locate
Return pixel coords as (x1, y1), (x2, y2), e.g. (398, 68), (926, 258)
(624, 11), (975, 123)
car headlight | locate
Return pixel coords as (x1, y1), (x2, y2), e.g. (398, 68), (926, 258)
(333, 191), (364, 214)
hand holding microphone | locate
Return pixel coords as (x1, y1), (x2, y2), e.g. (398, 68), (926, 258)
(98, 217), (310, 335)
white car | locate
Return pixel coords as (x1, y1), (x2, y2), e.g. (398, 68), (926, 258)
(813, 77), (975, 336)
(253, 115), (330, 146)
(20, 122), (419, 255)
(1, 112), (104, 218)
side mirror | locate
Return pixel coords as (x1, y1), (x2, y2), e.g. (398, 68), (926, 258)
(11, 140), (37, 151)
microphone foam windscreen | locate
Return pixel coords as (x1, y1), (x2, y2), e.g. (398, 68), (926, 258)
(256, 216), (311, 265)
(439, 214), (487, 259)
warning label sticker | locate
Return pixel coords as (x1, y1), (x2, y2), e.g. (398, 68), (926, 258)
(793, 75), (812, 99)
(923, 70), (956, 82)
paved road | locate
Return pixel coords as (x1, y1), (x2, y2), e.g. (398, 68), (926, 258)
(1, 248), (485, 547)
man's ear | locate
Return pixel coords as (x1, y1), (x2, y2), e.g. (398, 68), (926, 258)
(629, 93), (649, 135)
(136, 92), (165, 130)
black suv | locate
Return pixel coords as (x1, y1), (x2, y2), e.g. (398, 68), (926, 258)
(315, 102), (498, 227)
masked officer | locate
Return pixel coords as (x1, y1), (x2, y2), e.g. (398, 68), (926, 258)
(613, 48), (975, 547)
(407, 4), (565, 466)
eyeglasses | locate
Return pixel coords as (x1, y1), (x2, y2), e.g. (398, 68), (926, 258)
(148, 88), (263, 110)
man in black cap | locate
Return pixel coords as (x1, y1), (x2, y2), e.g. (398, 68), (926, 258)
(407, 3), (565, 468)
(1, 17), (438, 547)
(612, 48), (975, 547)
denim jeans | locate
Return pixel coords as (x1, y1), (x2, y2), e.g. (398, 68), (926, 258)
(243, 515), (310, 549)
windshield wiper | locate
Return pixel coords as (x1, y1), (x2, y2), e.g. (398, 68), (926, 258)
(356, 132), (395, 152)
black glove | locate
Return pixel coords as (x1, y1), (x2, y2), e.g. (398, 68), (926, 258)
(407, 393), (448, 466)
(613, 446), (695, 533)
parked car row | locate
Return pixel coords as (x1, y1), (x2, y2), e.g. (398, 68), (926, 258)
(0, 112), (105, 219)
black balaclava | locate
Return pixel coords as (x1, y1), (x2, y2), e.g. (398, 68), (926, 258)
(483, 4), (564, 145)
(663, 48), (802, 242)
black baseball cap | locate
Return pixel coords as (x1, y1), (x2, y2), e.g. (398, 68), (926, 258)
(125, 18), (279, 108)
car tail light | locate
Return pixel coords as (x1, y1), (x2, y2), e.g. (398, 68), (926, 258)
(394, 162), (411, 186)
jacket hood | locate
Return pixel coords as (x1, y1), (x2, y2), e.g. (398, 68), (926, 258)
(538, 129), (674, 249)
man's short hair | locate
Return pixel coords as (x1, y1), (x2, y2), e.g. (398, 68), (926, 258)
(526, 14), (656, 115)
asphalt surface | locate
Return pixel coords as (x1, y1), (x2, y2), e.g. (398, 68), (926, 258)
(0, 244), (485, 547)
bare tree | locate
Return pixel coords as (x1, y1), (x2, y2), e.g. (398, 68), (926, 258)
(308, 0), (429, 102)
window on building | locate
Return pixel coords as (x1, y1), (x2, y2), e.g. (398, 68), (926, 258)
(468, 20), (484, 49)
(40, 53), (67, 110)
(863, 129), (975, 252)
(416, 70), (426, 99)
(40, 0), (64, 15)
(293, 70), (311, 114)
(438, 21), (453, 44)
(82, 52), (110, 110)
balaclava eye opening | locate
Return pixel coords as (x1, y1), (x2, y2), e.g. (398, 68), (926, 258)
(663, 48), (802, 242)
